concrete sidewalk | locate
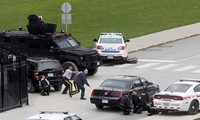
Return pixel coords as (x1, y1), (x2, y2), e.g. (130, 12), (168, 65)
(128, 22), (200, 53)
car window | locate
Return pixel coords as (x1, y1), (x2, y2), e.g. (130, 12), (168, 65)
(140, 78), (149, 88)
(99, 38), (122, 44)
(165, 83), (192, 92)
(64, 117), (72, 120)
(67, 37), (79, 47)
(54, 36), (78, 49)
(194, 84), (200, 92)
(100, 79), (131, 89)
(54, 37), (72, 49)
(37, 61), (62, 71)
(133, 79), (143, 89)
(70, 115), (82, 120)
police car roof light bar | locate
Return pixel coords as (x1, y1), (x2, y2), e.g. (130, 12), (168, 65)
(180, 78), (200, 83)
(40, 111), (68, 114)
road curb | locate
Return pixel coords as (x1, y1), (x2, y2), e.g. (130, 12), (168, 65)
(128, 33), (200, 53)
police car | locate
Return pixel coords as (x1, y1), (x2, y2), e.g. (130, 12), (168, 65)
(93, 33), (130, 62)
(26, 111), (82, 120)
(153, 79), (200, 115)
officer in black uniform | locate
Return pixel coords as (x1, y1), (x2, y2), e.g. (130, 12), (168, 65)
(131, 89), (147, 114)
(71, 69), (90, 100)
(39, 74), (50, 96)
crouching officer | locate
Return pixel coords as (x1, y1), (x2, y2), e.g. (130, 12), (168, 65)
(131, 89), (147, 114)
(39, 74), (50, 96)
(71, 69), (90, 100)
(146, 95), (160, 116)
(119, 93), (133, 115)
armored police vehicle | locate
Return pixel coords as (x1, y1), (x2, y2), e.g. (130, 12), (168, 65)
(0, 15), (101, 75)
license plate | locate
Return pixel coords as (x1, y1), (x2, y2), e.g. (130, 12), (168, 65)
(48, 73), (54, 77)
(164, 103), (169, 106)
(97, 61), (100, 66)
(102, 99), (108, 103)
(163, 98), (171, 101)
(107, 55), (113, 59)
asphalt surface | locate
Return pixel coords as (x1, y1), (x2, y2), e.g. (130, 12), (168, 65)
(127, 22), (200, 52)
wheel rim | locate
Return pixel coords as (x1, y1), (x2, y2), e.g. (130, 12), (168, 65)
(191, 103), (197, 113)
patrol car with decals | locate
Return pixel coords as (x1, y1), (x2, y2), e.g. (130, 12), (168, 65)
(153, 78), (200, 115)
(27, 111), (82, 120)
(93, 33), (130, 62)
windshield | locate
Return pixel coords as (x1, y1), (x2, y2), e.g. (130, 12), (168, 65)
(99, 38), (122, 44)
(165, 83), (192, 92)
(38, 61), (62, 71)
(54, 36), (79, 49)
(100, 79), (130, 89)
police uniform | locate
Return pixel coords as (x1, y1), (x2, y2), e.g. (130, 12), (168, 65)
(40, 77), (50, 96)
(62, 68), (73, 97)
(131, 95), (146, 114)
(71, 71), (90, 100)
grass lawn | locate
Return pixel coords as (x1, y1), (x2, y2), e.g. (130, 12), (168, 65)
(194, 118), (200, 120)
(0, 0), (200, 47)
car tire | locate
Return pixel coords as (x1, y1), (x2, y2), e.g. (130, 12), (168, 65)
(88, 67), (98, 76)
(160, 110), (168, 114)
(62, 61), (78, 71)
(27, 79), (36, 93)
(188, 100), (199, 115)
(54, 85), (62, 91)
(95, 104), (104, 109)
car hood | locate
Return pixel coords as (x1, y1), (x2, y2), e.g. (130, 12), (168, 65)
(61, 47), (98, 55)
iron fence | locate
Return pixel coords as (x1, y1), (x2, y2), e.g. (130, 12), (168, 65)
(0, 44), (28, 112)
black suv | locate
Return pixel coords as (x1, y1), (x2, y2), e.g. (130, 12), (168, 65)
(0, 15), (101, 75)
(27, 57), (63, 93)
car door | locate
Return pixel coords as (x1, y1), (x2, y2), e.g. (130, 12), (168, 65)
(193, 84), (200, 102)
(140, 77), (156, 98)
(132, 78), (145, 94)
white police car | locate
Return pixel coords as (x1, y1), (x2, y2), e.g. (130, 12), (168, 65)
(26, 111), (82, 120)
(93, 33), (130, 62)
(153, 79), (200, 115)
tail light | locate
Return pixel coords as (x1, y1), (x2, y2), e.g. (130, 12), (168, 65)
(34, 72), (39, 80)
(62, 70), (64, 77)
(118, 91), (123, 98)
(173, 96), (183, 100)
(118, 46), (125, 50)
(154, 95), (183, 100)
(96, 45), (104, 50)
(154, 95), (162, 99)
(91, 90), (95, 96)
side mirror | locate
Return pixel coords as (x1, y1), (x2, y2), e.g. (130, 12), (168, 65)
(77, 41), (81, 46)
(93, 39), (98, 42)
(126, 39), (130, 42)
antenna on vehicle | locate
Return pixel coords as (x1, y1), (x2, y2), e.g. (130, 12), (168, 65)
(18, 26), (22, 31)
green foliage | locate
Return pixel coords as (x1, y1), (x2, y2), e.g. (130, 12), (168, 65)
(1, 0), (200, 47)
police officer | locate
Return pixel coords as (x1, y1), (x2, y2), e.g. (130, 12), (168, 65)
(62, 66), (75, 97)
(146, 95), (160, 116)
(131, 89), (147, 114)
(71, 69), (90, 100)
(39, 74), (50, 96)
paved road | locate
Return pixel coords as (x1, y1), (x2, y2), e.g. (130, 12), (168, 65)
(1, 35), (200, 120)
(0, 23), (200, 120)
